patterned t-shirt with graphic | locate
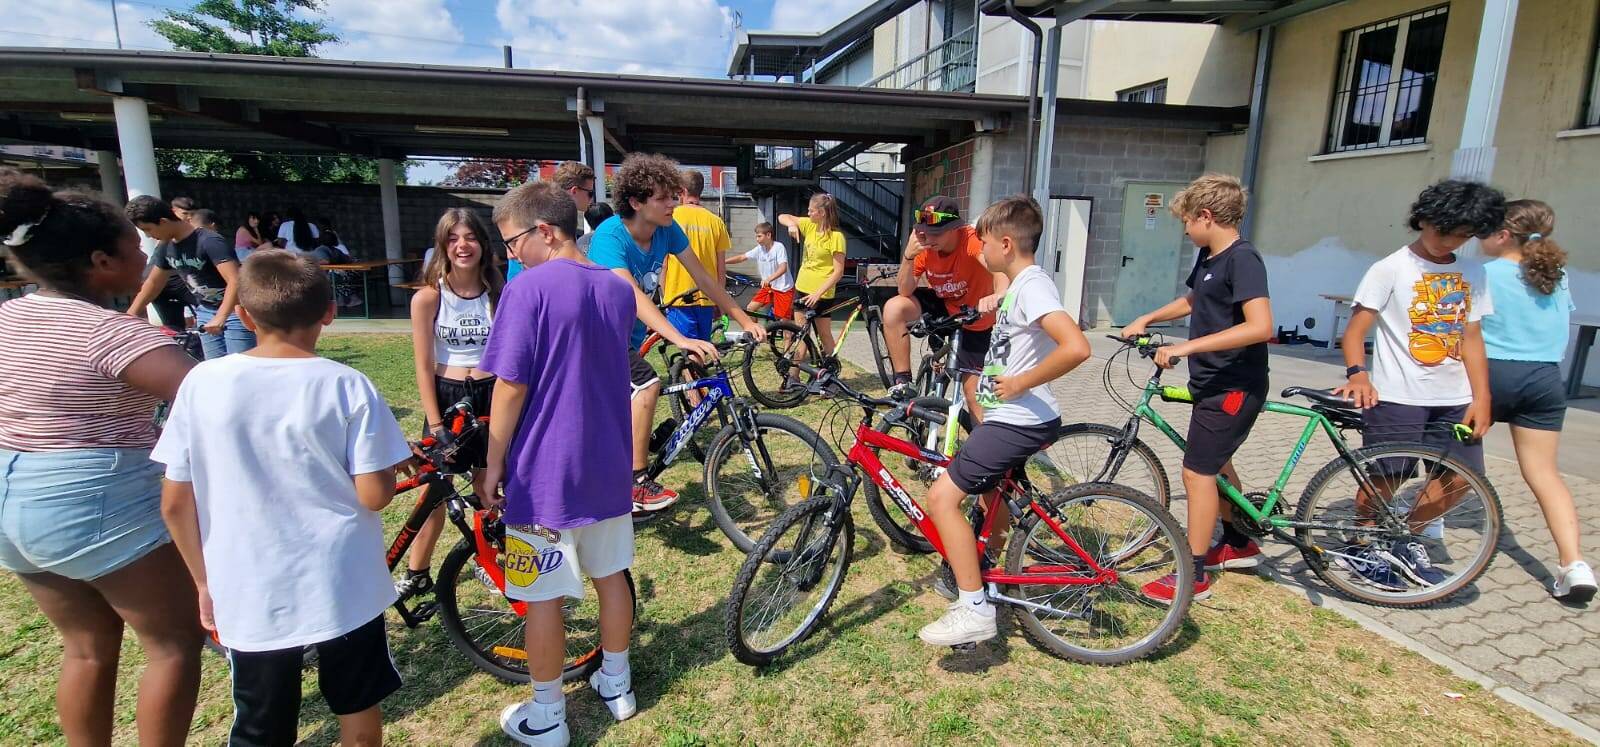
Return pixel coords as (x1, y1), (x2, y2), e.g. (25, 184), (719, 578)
(976, 264), (1065, 426)
(152, 227), (237, 308)
(1352, 246), (1493, 407)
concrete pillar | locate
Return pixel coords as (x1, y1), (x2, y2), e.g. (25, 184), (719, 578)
(968, 134), (994, 214)
(378, 158), (404, 304)
(95, 150), (125, 206)
(112, 97), (160, 254)
(1450, 0), (1520, 182)
(585, 115), (608, 206)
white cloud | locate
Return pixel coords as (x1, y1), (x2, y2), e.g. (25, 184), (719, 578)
(493, 0), (733, 77)
(0, 0), (170, 51)
(319, 0), (482, 65)
(768, 0), (871, 32)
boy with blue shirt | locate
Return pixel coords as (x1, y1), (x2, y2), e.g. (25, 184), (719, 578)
(586, 153), (766, 514)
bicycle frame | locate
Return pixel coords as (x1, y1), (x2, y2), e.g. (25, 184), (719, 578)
(848, 422), (1116, 587)
(646, 370), (737, 478)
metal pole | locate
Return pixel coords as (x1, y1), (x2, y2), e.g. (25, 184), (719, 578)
(502, 45), (513, 68)
(1240, 26), (1273, 238)
(110, 0), (123, 49)
(1004, 0), (1042, 194)
(1031, 18), (1062, 206)
(378, 159), (405, 305)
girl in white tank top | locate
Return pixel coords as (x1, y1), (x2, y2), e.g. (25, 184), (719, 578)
(404, 208), (505, 594)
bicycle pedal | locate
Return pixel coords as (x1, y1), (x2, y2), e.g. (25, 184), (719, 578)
(412, 601), (438, 623)
(950, 642), (978, 653)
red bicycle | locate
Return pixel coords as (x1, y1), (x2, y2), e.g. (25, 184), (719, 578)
(723, 366), (1192, 666)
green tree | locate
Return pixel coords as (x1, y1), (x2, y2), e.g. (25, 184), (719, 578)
(150, 1), (403, 184)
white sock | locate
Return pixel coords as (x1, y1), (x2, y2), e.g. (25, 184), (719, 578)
(532, 677), (563, 705)
(957, 587), (994, 617)
(601, 648), (629, 676)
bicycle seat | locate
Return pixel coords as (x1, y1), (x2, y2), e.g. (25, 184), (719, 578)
(1281, 386), (1357, 410)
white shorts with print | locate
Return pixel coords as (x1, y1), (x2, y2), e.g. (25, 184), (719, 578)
(502, 516), (634, 603)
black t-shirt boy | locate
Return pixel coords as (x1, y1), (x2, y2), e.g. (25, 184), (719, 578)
(153, 227), (237, 308)
(1183, 238), (1270, 395)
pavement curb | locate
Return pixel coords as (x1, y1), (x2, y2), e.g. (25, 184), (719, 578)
(1255, 565), (1600, 745)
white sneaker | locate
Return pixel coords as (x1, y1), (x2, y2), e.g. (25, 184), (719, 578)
(588, 667), (638, 721)
(917, 602), (997, 646)
(500, 699), (569, 746)
(1553, 561), (1597, 603)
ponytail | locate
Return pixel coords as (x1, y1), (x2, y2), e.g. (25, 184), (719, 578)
(0, 167), (130, 297)
(1501, 200), (1564, 296)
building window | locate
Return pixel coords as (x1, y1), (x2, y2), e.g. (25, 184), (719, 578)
(1118, 80), (1168, 104)
(1325, 5), (1449, 153)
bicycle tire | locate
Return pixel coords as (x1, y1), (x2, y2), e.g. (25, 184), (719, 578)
(863, 397), (968, 554)
(1293, 442), (1501, 608)
(706, 412), (838, 553)
(1035, 423), (1171, 507)
(742, 320), (818, 409)
(434, 540), (638, 683)
(865, 305), (893, 389)
(724, 497), (854, 666)
(1004, 482), (1192, 666)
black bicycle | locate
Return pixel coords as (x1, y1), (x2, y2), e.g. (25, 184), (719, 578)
(742, 267), (897, 409)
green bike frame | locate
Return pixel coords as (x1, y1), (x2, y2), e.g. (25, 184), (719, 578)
(1131, 383), (1348, 530)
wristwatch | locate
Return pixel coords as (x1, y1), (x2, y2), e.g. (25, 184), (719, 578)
(1345, 365), (1367, 378)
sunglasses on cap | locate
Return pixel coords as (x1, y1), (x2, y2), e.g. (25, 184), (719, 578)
(914, 208), (961, 227)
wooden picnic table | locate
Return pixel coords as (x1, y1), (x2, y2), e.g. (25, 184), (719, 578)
(322, 258), (421, 319)
(1320, 293), (1354, 348)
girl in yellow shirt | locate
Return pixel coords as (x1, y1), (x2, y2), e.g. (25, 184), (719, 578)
(778, 193), (848, 357)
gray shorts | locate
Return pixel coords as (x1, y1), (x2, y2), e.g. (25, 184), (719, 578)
(1363, 401), (1484, 477)
(1488, 359), (1566, 431)
(947, 418), (1060, 495)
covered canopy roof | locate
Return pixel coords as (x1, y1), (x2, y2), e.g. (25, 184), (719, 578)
(0, 48), (1245, 167)
(978, 0), (1328, 27)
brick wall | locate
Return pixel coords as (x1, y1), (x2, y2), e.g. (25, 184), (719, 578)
(908, 140), (976, 213)
(984, 117), (1211, 326)
(165, 179), (505, 261)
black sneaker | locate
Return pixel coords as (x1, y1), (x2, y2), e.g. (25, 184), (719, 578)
(395, 569), (434, 598)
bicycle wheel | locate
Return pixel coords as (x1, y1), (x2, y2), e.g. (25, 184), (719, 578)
(434, 539), (638, 683)
(725, 497), (854, 666)
(741, 320), (818, 409)
(1030, 423), (1171, 507)
(1294, 442), (1501, 608)
(865, 305), (893, 389)
(863, 397), (967, 554)
(1003, 482), (1191, 665)
(706, 413), (838, 553)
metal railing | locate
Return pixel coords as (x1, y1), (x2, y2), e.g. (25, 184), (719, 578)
(861, 23), (977, 93)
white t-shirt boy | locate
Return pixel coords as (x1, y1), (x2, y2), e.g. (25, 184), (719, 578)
(1351, 246), (1493, 407)
(151, 354), (411, 651)
(743, 241), (793, 292)
(976, 264), (1065, 425)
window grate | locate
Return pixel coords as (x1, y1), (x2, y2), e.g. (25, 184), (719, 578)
(1324, 5), (1449, 153)
(1118, 79), (1169, 105)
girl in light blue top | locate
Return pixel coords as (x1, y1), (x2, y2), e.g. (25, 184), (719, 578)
(1481, 199), (1592, 603)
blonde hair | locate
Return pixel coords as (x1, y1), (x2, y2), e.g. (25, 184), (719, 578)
(424, 208), (503, 309)
(1170, 173), (1247, 227)
(808, 192), (839, 236)
(975, 195), (1044, 254)
(1502, 199), (1565, 296)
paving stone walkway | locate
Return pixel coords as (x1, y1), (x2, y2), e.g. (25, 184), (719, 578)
(837, 328), (1600, 740)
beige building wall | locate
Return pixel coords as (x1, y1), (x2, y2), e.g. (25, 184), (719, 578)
(1082, 21), (1257, 106)
(1218, 0), (1600, 382)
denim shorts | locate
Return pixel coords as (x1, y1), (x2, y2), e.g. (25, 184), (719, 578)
(0, 448), (171, 580)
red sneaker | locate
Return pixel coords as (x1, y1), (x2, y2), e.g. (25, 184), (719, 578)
(1140, 572), (1211, 605)
(1203, 541), (1262, 571)
(632, 478), (680, 514)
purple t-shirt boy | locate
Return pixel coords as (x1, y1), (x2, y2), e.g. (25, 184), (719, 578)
(479, 258), (634, 527)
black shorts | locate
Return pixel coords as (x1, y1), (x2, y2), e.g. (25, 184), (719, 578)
(1363, 401), (1485, 477)
(227, 615), (401, 747)
(1183, 389), (1265, 475)
(911, 288), (992, 374)
(629, 349), (660, 397)
(433, 375), (494, 469)
(1489, 359), (1566, 431)
(947, 418), (1061, 495)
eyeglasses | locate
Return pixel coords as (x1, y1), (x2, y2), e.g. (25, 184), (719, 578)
(914, 208), (960, 227)
(497, 225), (538, 255)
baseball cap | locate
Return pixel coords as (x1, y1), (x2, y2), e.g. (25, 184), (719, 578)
(913, 195), (966, 234)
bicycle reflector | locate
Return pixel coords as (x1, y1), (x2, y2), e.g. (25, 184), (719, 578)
(797, 473), (812, 498)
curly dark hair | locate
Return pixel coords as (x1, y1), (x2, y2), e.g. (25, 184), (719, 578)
(1502, 199), (1565, 296)
(0, 167), (132, 298)
(1407, 179), (1506, 238)
(612, 153), (681, 219)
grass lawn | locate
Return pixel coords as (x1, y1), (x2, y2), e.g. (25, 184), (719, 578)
(0, 333), (1579, 746)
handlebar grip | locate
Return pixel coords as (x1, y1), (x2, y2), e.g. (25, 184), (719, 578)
(907, 403), (947, 426)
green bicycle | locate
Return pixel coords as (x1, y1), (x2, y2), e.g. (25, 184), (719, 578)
(1081, 335), (1500, 608)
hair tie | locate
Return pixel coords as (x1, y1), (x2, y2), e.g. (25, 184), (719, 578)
(1527, 232), (1544, 242)
(2, 207), (48, 248)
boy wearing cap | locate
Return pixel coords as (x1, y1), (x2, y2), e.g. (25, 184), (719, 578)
(882, 195), (1010, 415)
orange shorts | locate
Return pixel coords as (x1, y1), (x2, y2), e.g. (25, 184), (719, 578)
(752, 286), (794, 320)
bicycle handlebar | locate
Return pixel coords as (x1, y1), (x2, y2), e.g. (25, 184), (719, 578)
(909, 306), (981, 338)
(791, 361), (947, 424)
(1106, 334), (1181, 366)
